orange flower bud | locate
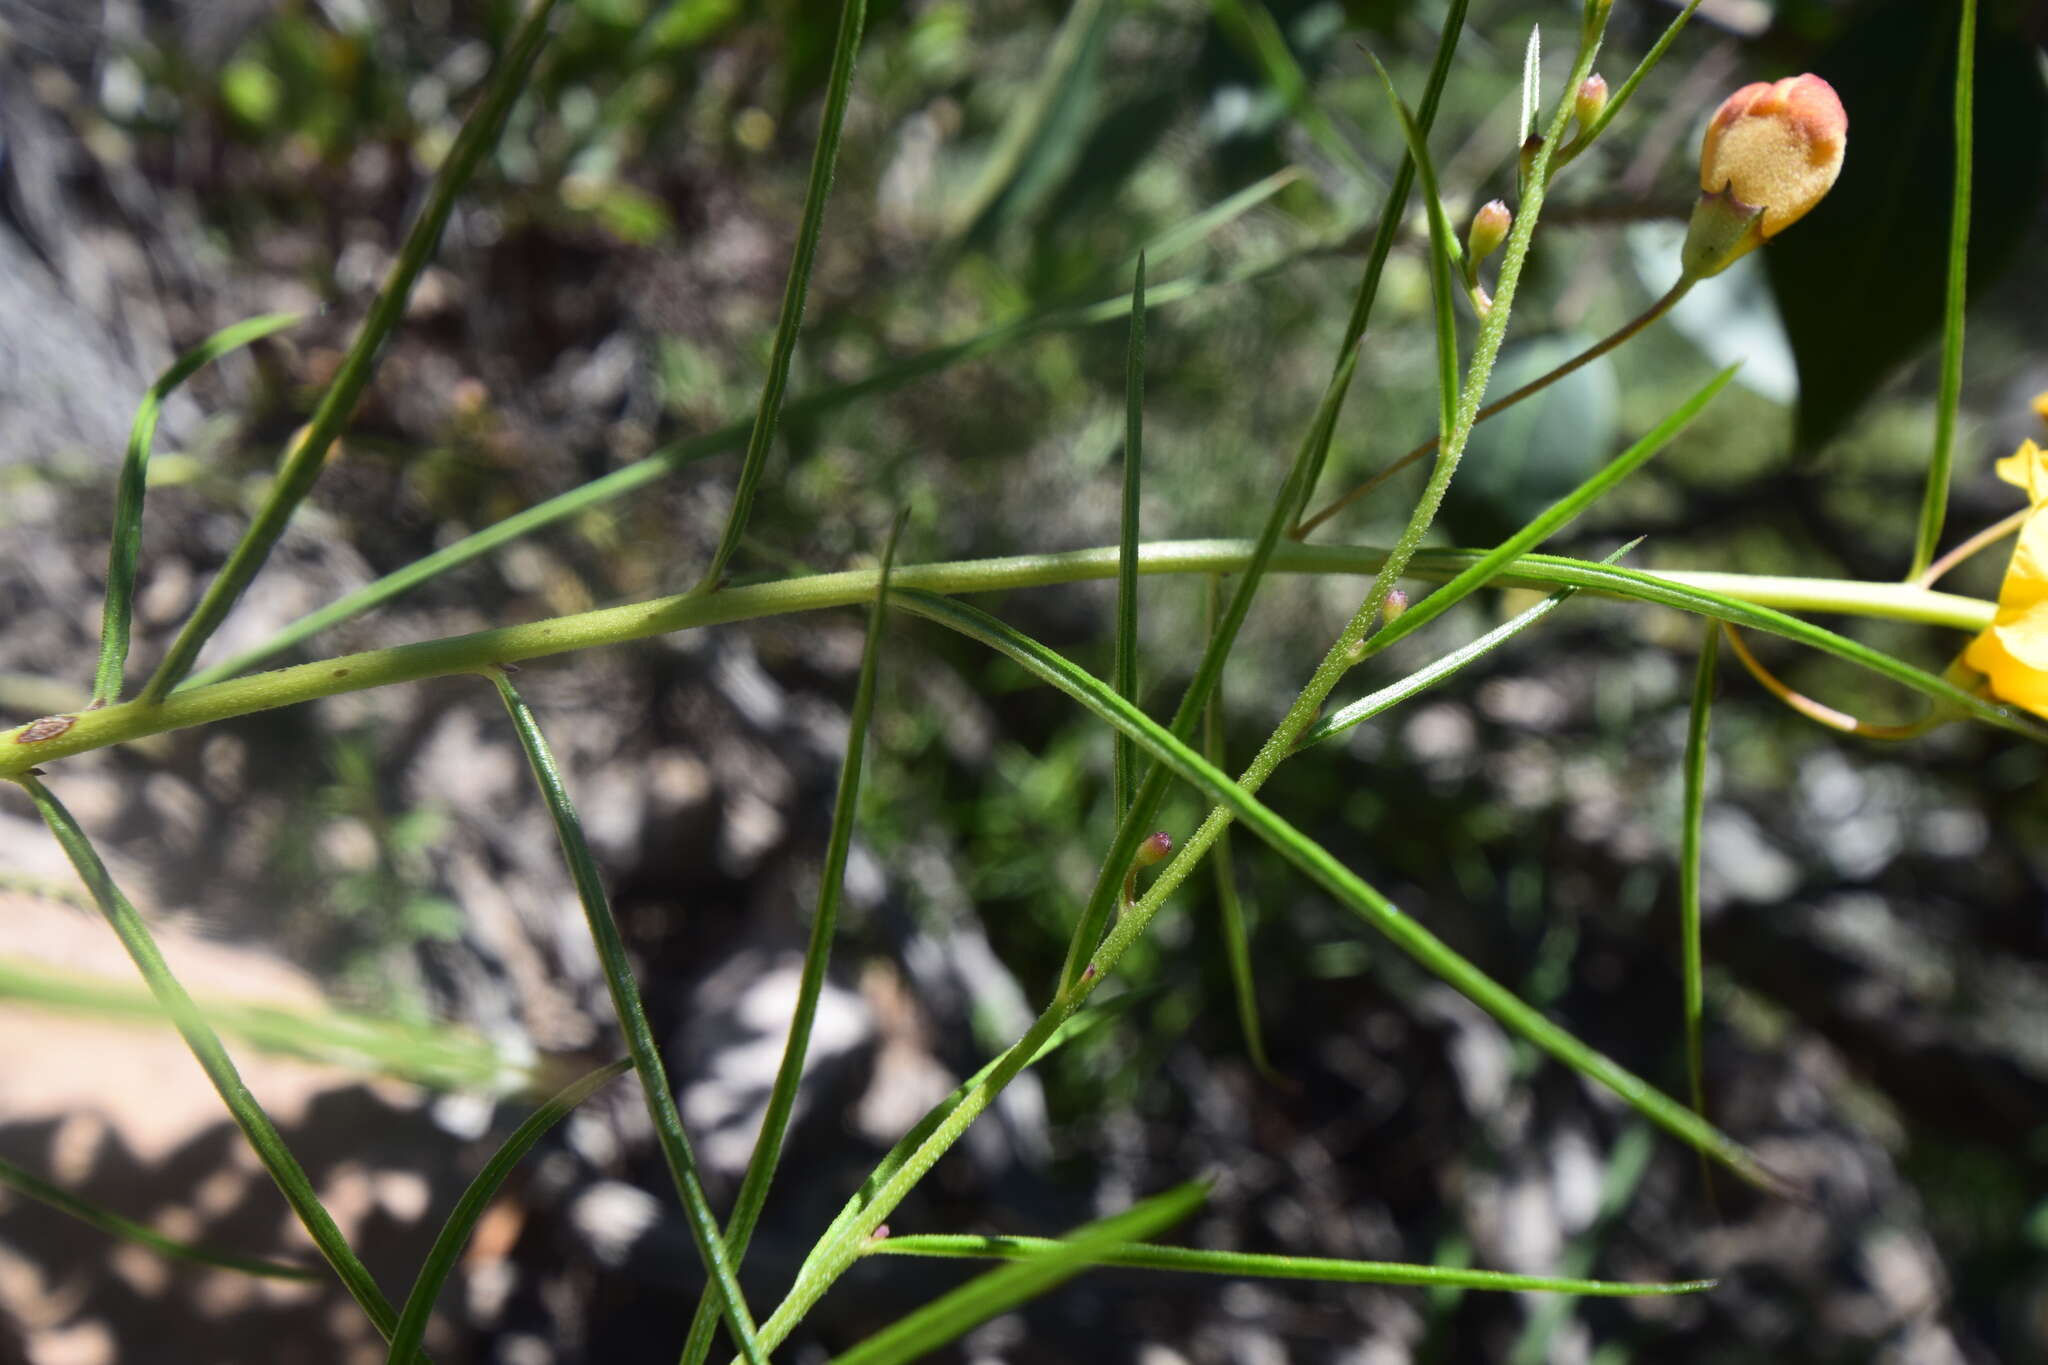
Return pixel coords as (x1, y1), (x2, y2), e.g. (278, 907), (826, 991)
(1681, 74), (1846, 280)
(1697, 74), (1847, 237)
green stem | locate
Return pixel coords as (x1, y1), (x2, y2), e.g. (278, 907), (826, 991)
(139, 0), (561, 701)
(734, 17), (1637, 1356)
(1294, 277), (1690, 538)
(1915, 505), (2027, 588)
(0, 541), (1995, 779)
(1907, 0), (1977, 581)
(1550, 0), (1705, 173)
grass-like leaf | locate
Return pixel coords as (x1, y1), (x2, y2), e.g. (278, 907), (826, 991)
(1359, 365), (1737, 660)
(1057, 340), (1364, 993)
(1908, 0), (1977, 580)
(946, 0), (1112, 241)
(20, 775), (408, 1342)
(139, 0), (561, 702)
(0, 955), (519, 1092)
(1506, 1124), (1661, 1364)
(1114, 255), (1147, 820)
(787, 994), (1143, 1292)
(177, 180), (1314, 691)
(694, 0), (867, 594)
(0, 1152), (318, 1281)
(1555, 1), (1704, 168)
(869, 1233), (1712, 1297)
(492, 677), (767, 1363)
(830, 1182), (1207, 1365)
(1518, 24), (1543, 151)
(1134, 166), (1300, 269)
(677, 516), (904, 1365)
(385, 1059), (631, 1364)
(93, 311), (302, 705)
(1204, 576), (1275, 1077)
(1365, 53), (1462, 445)
(893, 590), (1785, 1192)
(1304, 539), (1639, 748)
(1209, 0), (1375, 185)
(1680, 623), (1718, 1140)
(1295, 0), (1471, 526)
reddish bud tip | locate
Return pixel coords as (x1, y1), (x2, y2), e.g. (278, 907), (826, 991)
(1574, 74), (1609, 129)
(1467, 200), (1511, 265)
(1136, 830), (1174, 867)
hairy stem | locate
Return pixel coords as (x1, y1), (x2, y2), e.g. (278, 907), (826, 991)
(1293, 278), (1690, 538)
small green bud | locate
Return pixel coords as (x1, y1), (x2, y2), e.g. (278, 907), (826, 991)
(1467, 200), (1511, 265)
(1573, 74), (1609, 131)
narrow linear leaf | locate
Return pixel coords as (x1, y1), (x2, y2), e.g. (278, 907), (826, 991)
(1114, 255), (1147, 821)
(140, 0), (561, 701)
(1767, 0), (2043, 450)
(1362, 365), (1737, 659)
(1295, 0), (1471, 525)
(1209, 0), (1376, 185)
(1204, 575), (1275, 1076)
(1365, 53), (1461, 444)
(1909, 0), (1977, 579)
(1560, 1), (1704, 164)
(1680, 624), (1718, 1130)
(1507, 1124), (1662, 1365)
(1511, 552), (2039, 740)
(894, 591), (1783, 1191)
(1133, 167), (1300, 270)
(20, 776), (408, 1344)
(1058, 340), (1364, 993)
(830, 1183), (1206, 1365)
(492, 679), (767, 1364)
(0, 1152), (318, 1281)
(948, 0), (1112, 242)
(695, 0), (867, 593)
(1305, 539), (1640, 747)
(1519, 24), (1543, 150)
(94, 311), (303, 705)
(386, 1059), (631, 1365)
(677, 516), (905, 1365)
(790, 995), (1144, 1291)
(870, 1234), (1713, 1297)
(0, 955), (518, 1092)
(178, 180), (1318, 690)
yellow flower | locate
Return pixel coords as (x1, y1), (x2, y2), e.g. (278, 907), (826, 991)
(1963, 438), (2048, 717)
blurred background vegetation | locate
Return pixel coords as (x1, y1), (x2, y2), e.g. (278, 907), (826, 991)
(1, 0), (2045, 1360)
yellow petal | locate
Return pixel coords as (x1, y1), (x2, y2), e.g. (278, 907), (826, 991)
(1999, 508), (2048, 613)
(1965, 618), (2048, 719)
(1993, 439), (2048, 505)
